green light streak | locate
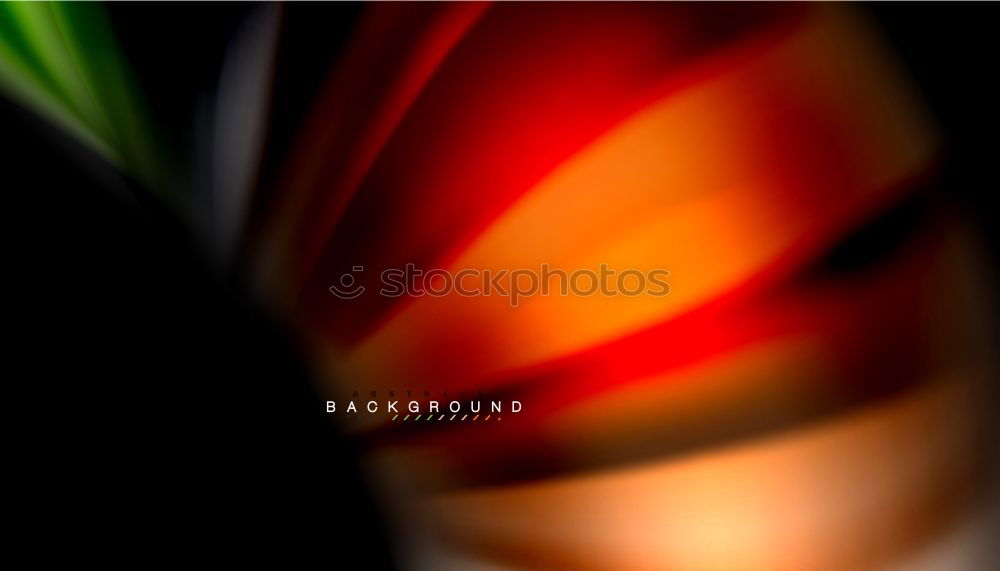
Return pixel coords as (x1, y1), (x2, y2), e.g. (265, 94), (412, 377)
(0, 2), (165, 194)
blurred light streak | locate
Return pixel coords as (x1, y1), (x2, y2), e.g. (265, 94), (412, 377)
(210, 3), (281, 263)
(255, 1), (489, 297)
(338, 4), (935, 406)
(409, 377), (985, 571)
(286, 3), (802, 342)
(0, 3), (164, 192)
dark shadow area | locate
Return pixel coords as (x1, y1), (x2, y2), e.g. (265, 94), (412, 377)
(4, 90), (395, 567)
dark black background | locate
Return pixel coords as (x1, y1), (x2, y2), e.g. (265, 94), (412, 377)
(6, 2), (997, 566)
(869, 3), (1000, 259)
(8, 3), (392, 566)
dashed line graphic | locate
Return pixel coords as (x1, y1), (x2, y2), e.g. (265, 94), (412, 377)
(387, 412), (506, 423)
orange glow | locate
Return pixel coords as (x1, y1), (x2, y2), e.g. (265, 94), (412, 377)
(342, 5), (935, 400)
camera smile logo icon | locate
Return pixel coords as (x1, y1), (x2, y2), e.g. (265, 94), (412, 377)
(329, 266), (366, 299)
